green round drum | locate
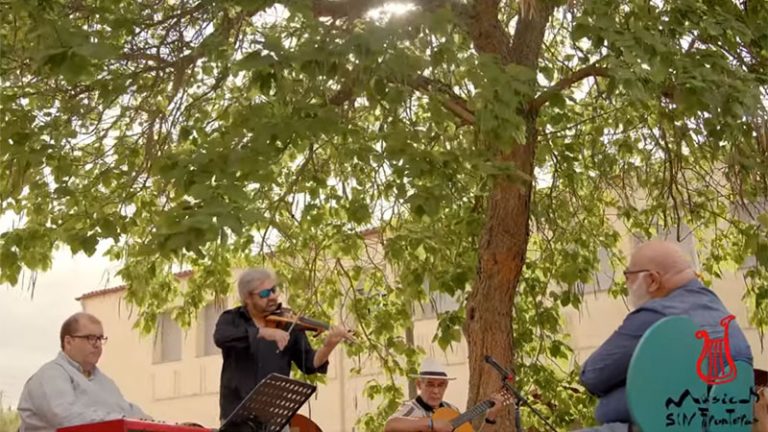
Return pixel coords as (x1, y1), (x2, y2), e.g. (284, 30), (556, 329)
(707, 360), (754, 432)
(627, 316), (707, 432)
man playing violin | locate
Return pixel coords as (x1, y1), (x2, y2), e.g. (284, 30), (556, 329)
(385, 358), (506, 432)
(213, 267), (353, 422)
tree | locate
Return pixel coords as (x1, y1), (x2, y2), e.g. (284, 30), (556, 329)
(0, 392), (20, 432)
(2, 0), (767, 429)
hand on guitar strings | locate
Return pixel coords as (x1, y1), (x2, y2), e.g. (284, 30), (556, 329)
(431, 419), (454, 432)
(484, 389), (517, 425)
(486, 392), (509, 420)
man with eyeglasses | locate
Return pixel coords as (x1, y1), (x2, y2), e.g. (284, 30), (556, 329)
(576, 240), (753, 432)
(213, 267), (353, 423)
(18, 312), (150, 432)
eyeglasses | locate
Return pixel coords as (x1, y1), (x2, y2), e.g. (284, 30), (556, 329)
(70, 334), (108, 345)
(623, 268), (651, 276)
(252, 285), (278, 299)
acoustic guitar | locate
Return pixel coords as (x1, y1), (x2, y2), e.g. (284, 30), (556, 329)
(288, 413), (323, 432)
(431, 391), (515, 432)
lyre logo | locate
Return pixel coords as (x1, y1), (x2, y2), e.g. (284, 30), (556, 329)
(694, 314), (737, 385)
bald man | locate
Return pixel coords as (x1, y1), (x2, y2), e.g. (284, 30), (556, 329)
(18, 312), (150, 432)
(579, 240), (753, 429)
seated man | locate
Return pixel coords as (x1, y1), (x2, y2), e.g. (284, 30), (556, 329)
(578, 240), (753, 430)
(385, 358), (505, 432)
(18, 312), (150, 432)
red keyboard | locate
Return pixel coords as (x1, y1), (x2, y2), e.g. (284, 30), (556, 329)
(57, 419), (213, 432)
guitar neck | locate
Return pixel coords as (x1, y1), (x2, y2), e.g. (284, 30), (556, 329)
(449, 399), (495, 428)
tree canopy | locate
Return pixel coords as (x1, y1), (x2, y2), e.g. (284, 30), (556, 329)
(2, 0), (767, 429)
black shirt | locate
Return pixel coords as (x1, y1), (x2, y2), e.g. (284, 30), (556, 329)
(213, 306), (329, 420)
(415, 395), (446, 413)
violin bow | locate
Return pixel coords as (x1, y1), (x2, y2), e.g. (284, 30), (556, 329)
(281, 270), (367, 345)
(281, 275), (328, 340)
(272, 300), (311, 354)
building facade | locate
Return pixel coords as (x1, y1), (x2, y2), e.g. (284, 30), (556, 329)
(78, 234), (768, 431)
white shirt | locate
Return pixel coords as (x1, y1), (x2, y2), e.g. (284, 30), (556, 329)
(18, 352), (149, 432)
(388, 397), (494, 431)
(389, 397), (460, 418)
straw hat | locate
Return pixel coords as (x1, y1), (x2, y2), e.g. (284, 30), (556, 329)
(409, 357), (457, 380)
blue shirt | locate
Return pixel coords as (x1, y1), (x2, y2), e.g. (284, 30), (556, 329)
(580, 280), (753, 424)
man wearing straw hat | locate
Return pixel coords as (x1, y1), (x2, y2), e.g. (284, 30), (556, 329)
(384, 357), (505, 432)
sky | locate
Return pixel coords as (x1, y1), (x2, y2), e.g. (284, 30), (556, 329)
(0, 245), (120, 409)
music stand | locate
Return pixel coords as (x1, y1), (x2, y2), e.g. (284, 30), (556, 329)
(220, 373), (317, 432)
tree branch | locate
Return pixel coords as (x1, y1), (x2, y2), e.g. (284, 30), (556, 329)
(312, 0), (467, 19)
(311, 0), (389, 19)
(467, 0), (515, 62)
(326, 73), (475, 125)
(309, 0), (474, 123)
(531, 63), (610, 111)
(409, 75), (476, 125)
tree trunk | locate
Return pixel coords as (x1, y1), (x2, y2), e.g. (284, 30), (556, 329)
(462, 3), (554, 430)
(405, 325), (418, 399)
(464, 119), (537, 431)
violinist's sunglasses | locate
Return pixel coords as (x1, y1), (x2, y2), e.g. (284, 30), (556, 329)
(253, 285), (279, 299)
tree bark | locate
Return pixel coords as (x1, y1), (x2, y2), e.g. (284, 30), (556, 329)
(462, 3), (554, 431)
(464, 122), (537, 431)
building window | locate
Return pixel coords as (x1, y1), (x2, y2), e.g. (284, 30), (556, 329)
(731, 198), (767, 269)
(153, 312), (182, 363)
(413, 278), (460, 321)
(583, 247), (617, 293)
(198, 301), (226, 357)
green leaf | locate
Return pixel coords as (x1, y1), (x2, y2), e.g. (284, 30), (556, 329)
(235, 52), (276, 71)
(550, 92), (567, 109)
(72, 42), (119, 60)
(756, 241), (768, 268)
(757, 213), (768, 228)
(5, 2), (768, 430)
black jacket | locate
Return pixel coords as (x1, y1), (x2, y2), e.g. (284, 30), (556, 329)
(213, 306), (329, 420)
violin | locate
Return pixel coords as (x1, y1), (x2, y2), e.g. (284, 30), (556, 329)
(266, 304), (333, 333)
(266, 304), (357, 343)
